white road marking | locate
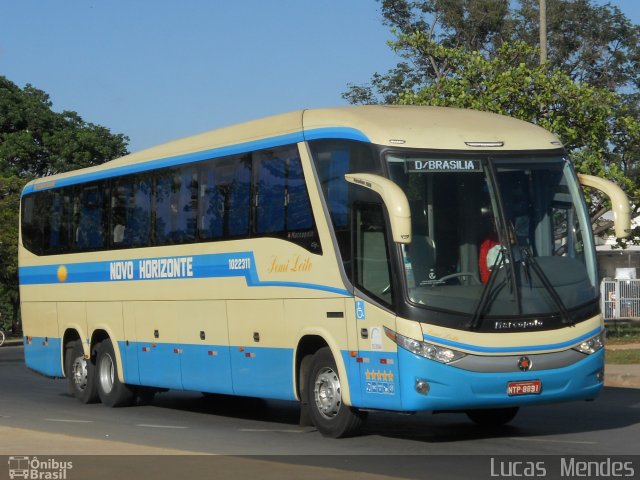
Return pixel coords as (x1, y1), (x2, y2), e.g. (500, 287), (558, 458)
(136, 424), (188, 429)
(44, 418), (93, 423)
(239, 428), (307, 433)
(509, 437), (597, 445)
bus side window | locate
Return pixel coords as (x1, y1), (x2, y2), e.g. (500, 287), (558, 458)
(253, 147), (321, 252)
(111, 176), (151, 248)
(45, 189), (72, 254)
(198, 154), (251, 240)
(354, 203), (393, 307)
(74, 184), (107, 250)
(227, 155), (252, 237)
(309, 139), (381, 278)
(154, 168), (198, 245)
(199, 161), (225, 240)
(255, 151), (286, 234)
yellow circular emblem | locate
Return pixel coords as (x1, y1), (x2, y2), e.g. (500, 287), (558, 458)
(57, 265), (68, 282)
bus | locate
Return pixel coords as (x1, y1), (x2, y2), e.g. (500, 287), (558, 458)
(18, 106), (630, 438)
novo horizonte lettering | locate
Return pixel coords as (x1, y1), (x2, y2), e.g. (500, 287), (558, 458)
(109, 257), (194, 281)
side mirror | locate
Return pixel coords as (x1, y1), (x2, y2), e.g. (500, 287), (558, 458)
(345, 173), (412, 244)
(578, 174), (631, 238)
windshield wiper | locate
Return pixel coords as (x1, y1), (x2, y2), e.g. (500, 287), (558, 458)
(468, 247), (507, 329)
(484, 158), (522, 316)
(520, 247), (573, 325)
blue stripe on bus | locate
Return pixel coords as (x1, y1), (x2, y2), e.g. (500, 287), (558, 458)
(423, 327), (602, 354)
(302, 127), (369, 143)
(18, 251), (352, 296)
(21, 127), (370, 196)
(24, 337), (64, 378)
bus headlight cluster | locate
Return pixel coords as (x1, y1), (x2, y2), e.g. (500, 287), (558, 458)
(384, 327), (466, 364)
(572, 331), (605, 355)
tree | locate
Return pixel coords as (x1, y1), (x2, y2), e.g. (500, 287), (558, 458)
(345, 1), (639, 101)
(344, 0), (640, 238)
(0, 76), (129, 178)
(0, 176), (26, 334)
(513, 0), (639, 90)
(0, 76), (129, 333)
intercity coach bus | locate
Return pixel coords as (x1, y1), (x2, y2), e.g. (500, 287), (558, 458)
(19, 106), (630, 437)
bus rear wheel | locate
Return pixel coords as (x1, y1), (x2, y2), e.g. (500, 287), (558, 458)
(65, 340), (98, 404)
(95, 338), (135, 407)
(466, 407), (519, 427)
(306, 347), (366, 438)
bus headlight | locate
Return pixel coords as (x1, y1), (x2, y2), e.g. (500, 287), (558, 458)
(572, 331), (605, 355)
(384, 327), (466, 364)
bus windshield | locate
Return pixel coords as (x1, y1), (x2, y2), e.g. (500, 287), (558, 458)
(387, 153), (598, 321)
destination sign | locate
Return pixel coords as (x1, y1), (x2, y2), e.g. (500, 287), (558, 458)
(407, 159), (482, 173)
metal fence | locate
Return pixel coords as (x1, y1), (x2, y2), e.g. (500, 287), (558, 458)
(601, 279), (640, 320)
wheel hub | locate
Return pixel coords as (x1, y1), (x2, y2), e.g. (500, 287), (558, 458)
(72, 357), (88, 391)
(98, 353), (115, 395)
(314, 367), (342, 419)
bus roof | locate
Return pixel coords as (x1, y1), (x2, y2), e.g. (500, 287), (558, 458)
(23, 106), (562, 194)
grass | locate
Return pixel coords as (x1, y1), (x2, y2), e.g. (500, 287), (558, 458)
(605, 349), (640, 365)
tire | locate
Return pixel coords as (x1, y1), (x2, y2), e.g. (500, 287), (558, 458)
(136, 387), (157, 405)
(65, 340), (99, 403)
(95, 338), (135, 407)
(306, 347), (366, 438)
(466, 407), (519, 427)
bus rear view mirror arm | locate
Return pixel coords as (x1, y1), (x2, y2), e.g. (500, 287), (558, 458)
(578, 174), (631, 239)
(345, 173), (412, 244)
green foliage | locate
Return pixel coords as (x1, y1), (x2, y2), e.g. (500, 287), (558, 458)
(0, 77), (128, 177)
(606, 323), (640, 343)
(0, 76), (129, 333)
(344, 0), (640, 240)
(513, 0), (640, 90)
(0, 176), (25, 333)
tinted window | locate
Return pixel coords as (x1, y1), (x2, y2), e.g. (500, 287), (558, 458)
(74, 184), (108, 250)
(198, 154), (251, 239)
(255, 151), (287, 234)
(21, 143), (321, 255)
(155, 168), (198, 244)
(112, 175), (151, 248)
(309, 140), (380, 276)
(227, 155), (252, 237)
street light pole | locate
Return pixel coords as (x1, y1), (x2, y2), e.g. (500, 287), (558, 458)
(540, 0), (547, 65)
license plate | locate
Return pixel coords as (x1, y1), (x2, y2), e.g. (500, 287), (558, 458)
(507, 380), (542, 396)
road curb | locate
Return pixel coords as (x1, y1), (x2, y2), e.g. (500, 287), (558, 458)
(604, 364), (640, 389)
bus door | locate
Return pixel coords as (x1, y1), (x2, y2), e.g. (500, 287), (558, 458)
(352, 203), (401, 409)
(227, 299), (294, 400)
(179, 300), (233, 394)
(133, 301), (183, 390)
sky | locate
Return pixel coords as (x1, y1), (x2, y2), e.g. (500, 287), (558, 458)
(1, 0), (639, 153)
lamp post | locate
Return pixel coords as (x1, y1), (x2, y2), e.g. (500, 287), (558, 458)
(540, 0), (547, 65)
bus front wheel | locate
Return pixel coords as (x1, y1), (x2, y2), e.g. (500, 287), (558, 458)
(95, 338), (136, 407)
(466, 407), (519, 427)
(306, 347), (366, 438)
(65, 340), (98, 404)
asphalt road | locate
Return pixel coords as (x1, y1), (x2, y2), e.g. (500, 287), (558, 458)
(1, 344), (640, 478)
